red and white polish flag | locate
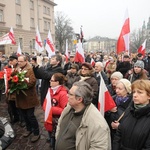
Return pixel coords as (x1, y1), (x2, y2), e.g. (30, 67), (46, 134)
(45, 30), (55, 58)
(117, 9), (130, 54)
(98, 74), (116, 116)
(0, 27), (16, 45)
(43, 89), (53, 131)
(138, 39), (147, 56)
(35, 26), (44, 53)
(17, 42), (22, 56)
(90, 58), (95, 67)
(74, 41), (85, 63)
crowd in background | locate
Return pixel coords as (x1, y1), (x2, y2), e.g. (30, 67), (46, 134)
(0, 49), (150, 149)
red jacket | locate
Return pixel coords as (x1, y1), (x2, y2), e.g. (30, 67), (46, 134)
(50, 85), (68, 116)
(43, 85), (68, 132)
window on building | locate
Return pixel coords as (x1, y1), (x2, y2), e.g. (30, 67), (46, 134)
(32, 39), (35, 49)
(47, 7), (50, 15)
(44, 20), (51, 30)
(44, 21), (47, 30)
(0, 9), (3, 22)
(19, 38), (23, 49)
(43, 6), (46, 14)
(16, 0), (21, 4)
(30, 18), (34, 27)
(47, 22), (50, 30)
(30, 0), (34, 9)
(16, 14), (21, 25)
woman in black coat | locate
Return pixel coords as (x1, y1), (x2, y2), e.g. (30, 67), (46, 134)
(113, 79), (150, 150)
(105, 79), (132, 143)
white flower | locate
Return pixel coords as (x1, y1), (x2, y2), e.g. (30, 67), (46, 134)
(24, 78), (29, 82)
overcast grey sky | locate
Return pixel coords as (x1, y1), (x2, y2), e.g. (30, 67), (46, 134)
(54, 0), (150, 39)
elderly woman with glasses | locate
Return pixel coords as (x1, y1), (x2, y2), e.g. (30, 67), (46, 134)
(43, 72), (68, 148)
(78, 62), (99, 108)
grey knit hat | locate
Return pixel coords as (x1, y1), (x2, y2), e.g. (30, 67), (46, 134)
(134, 60), (144, 69)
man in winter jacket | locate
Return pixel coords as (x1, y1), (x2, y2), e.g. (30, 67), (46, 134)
(33, 54), (64, 105)
(55, 81), (111, 150)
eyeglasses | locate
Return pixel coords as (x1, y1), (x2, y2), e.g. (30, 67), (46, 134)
(81, 68), (89, 70)
(50, 80), (57, 82)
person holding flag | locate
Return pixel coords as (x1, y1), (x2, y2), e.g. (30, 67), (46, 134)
(108, 79), (132, 143)
(43, 73), (68, 148)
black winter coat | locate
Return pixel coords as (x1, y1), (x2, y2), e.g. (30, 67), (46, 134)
(113, 102), (150, 150)
(33, 65), (64, 105)
(116, 61), (131, 77)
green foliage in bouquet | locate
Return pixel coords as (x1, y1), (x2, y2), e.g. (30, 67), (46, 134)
(9, 70), (28, 95)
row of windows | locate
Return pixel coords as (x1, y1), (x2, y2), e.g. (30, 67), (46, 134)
(18, 38), (35, 50)
(0, 9), (51, 30)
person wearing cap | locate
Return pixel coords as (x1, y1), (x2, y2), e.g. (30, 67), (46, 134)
(108, 79), (132, 143)
(107, 71), (123, 97)
(113, 79), (150, 150)
(63, 53), (80, 75)
(128, 60), (148, 83)
(116, 55), (131, 77)
(78, 62), (99, 107)
(66, 64), (80, 89)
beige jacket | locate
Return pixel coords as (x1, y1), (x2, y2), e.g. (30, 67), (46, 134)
(56, 104), (111, 150)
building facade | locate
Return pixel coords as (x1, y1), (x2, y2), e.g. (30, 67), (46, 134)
(0, 0), (56, 55)
(83, 36), (117, 54)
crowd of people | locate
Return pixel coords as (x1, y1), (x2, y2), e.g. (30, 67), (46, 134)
(0, 50), (150, 150)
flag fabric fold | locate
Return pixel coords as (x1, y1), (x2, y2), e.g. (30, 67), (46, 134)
(35, 26), (44, 53)
(43, 89), (53, 132)
(117, 9), (130, 54)
(0, 27), (16, 45)
(45, 30), (55, 58)
(98, 74), (116, 116)
(138, 39), (147, 56)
